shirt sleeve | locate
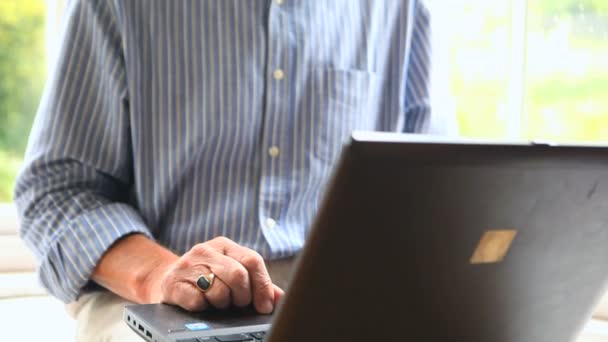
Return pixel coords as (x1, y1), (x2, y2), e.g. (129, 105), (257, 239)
(403, 0), (458, 135)
(13, 0), (153, 303)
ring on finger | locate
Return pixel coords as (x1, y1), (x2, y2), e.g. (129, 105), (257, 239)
(196, 273), (216, 292)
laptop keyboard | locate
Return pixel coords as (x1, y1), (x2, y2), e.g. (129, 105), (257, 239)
(177, 331), (266, 342)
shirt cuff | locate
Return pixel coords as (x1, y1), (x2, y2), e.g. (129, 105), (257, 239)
(404, 101), (431, 133)
(37, 203), (153, 303)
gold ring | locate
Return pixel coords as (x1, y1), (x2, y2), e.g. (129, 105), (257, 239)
(196, 273), (215, 292)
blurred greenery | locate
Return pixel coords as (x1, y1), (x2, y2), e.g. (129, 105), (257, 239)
(455, 0), (608, 141)
(0, 149), (22, 201)
(532, 0), (608, 13)
(526, 73), (608, 141)
(0, 0), (607, 202)
(524, 0), (608, 141)
(0, 0), (46, 201)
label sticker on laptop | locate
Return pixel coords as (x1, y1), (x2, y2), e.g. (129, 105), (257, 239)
(185, 322), (211, 331)
(470, 229), (517, 264)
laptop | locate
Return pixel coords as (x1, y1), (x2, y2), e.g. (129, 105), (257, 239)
(125, 131), (608, 341)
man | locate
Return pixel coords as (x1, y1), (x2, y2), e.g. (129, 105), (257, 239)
(14, 0), (452, 340)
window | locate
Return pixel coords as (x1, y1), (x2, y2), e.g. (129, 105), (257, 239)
(432, 1), (514, 138)
(440, 0), (608, 141)
(525, 0), (608, 141)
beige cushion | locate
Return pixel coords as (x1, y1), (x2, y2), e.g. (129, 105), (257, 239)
(595, 293), (608, 321)
(0, 204), (36, 273)
(0, 204), (19, 235)
(0, 273), (46, 299)
(0, 235), (37, 272)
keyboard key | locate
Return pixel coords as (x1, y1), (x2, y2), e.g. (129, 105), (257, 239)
(250, 332), (266, 339)
(176, 339), (200, 342)
(214, 333), (255, 341)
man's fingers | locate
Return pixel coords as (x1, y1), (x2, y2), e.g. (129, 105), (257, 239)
(272, 284), (285, 307)
(163, 281), (208, 312)
(239, 252), (275, 313)
(185, 237), (281, 313)
(188, 243), (253, 308)
(164, 264), (233, 311)
(209, 238), (275, 314)
(202, 277), (231, 309)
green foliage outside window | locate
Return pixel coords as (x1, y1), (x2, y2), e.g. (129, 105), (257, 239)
(525, 0), (608, 141)
(0, 0), (46, 201)
(455, 0), (608, 141)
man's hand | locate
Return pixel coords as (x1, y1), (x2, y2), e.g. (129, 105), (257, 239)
(146, 237), (284, 313)
(92, 234), (284, 314)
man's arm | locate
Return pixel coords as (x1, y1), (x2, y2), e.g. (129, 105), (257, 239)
(14, 0), (153, 303)
(16, 0), (282, 312)
(91, 234), (178, 303)
(93, 234), (283, 313)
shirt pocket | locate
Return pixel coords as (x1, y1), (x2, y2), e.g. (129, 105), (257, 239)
(311, 68), (382, 163)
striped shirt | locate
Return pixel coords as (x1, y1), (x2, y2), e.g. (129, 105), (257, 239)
(15, 0), (450, 303)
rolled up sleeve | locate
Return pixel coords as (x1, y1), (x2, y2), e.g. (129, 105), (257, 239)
(13, 0), (152, 303)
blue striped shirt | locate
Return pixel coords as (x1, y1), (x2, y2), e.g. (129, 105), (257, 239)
(15, 0), (449, 303)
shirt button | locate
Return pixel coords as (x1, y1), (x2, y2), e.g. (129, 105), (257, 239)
(268, 146), (280, 158)
(266, 218), (277, 229)
(273, 69), (285, 80)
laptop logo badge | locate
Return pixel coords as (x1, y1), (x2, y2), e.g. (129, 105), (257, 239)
(470, 230), (517, 264)
(185, 322), (211, 331)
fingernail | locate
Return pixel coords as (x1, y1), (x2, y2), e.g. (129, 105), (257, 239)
(261, 300), (274, 313)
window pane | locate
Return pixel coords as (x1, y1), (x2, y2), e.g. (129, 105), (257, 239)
(0, 0), (46, 202)
(525, 0), (608, 141)
(443, 1), (513, 138)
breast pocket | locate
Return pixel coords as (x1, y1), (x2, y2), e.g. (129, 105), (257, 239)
(311, 68), (382, 163)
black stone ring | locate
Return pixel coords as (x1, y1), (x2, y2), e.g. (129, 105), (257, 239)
(196, 273), (215, 292)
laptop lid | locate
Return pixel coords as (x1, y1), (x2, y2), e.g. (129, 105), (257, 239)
(126, 132), (608, 341)
(267, 132), (608, 341)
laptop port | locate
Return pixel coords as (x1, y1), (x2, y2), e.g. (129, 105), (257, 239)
(146, 330), (152, 338)
(138, 324), (145, 333)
